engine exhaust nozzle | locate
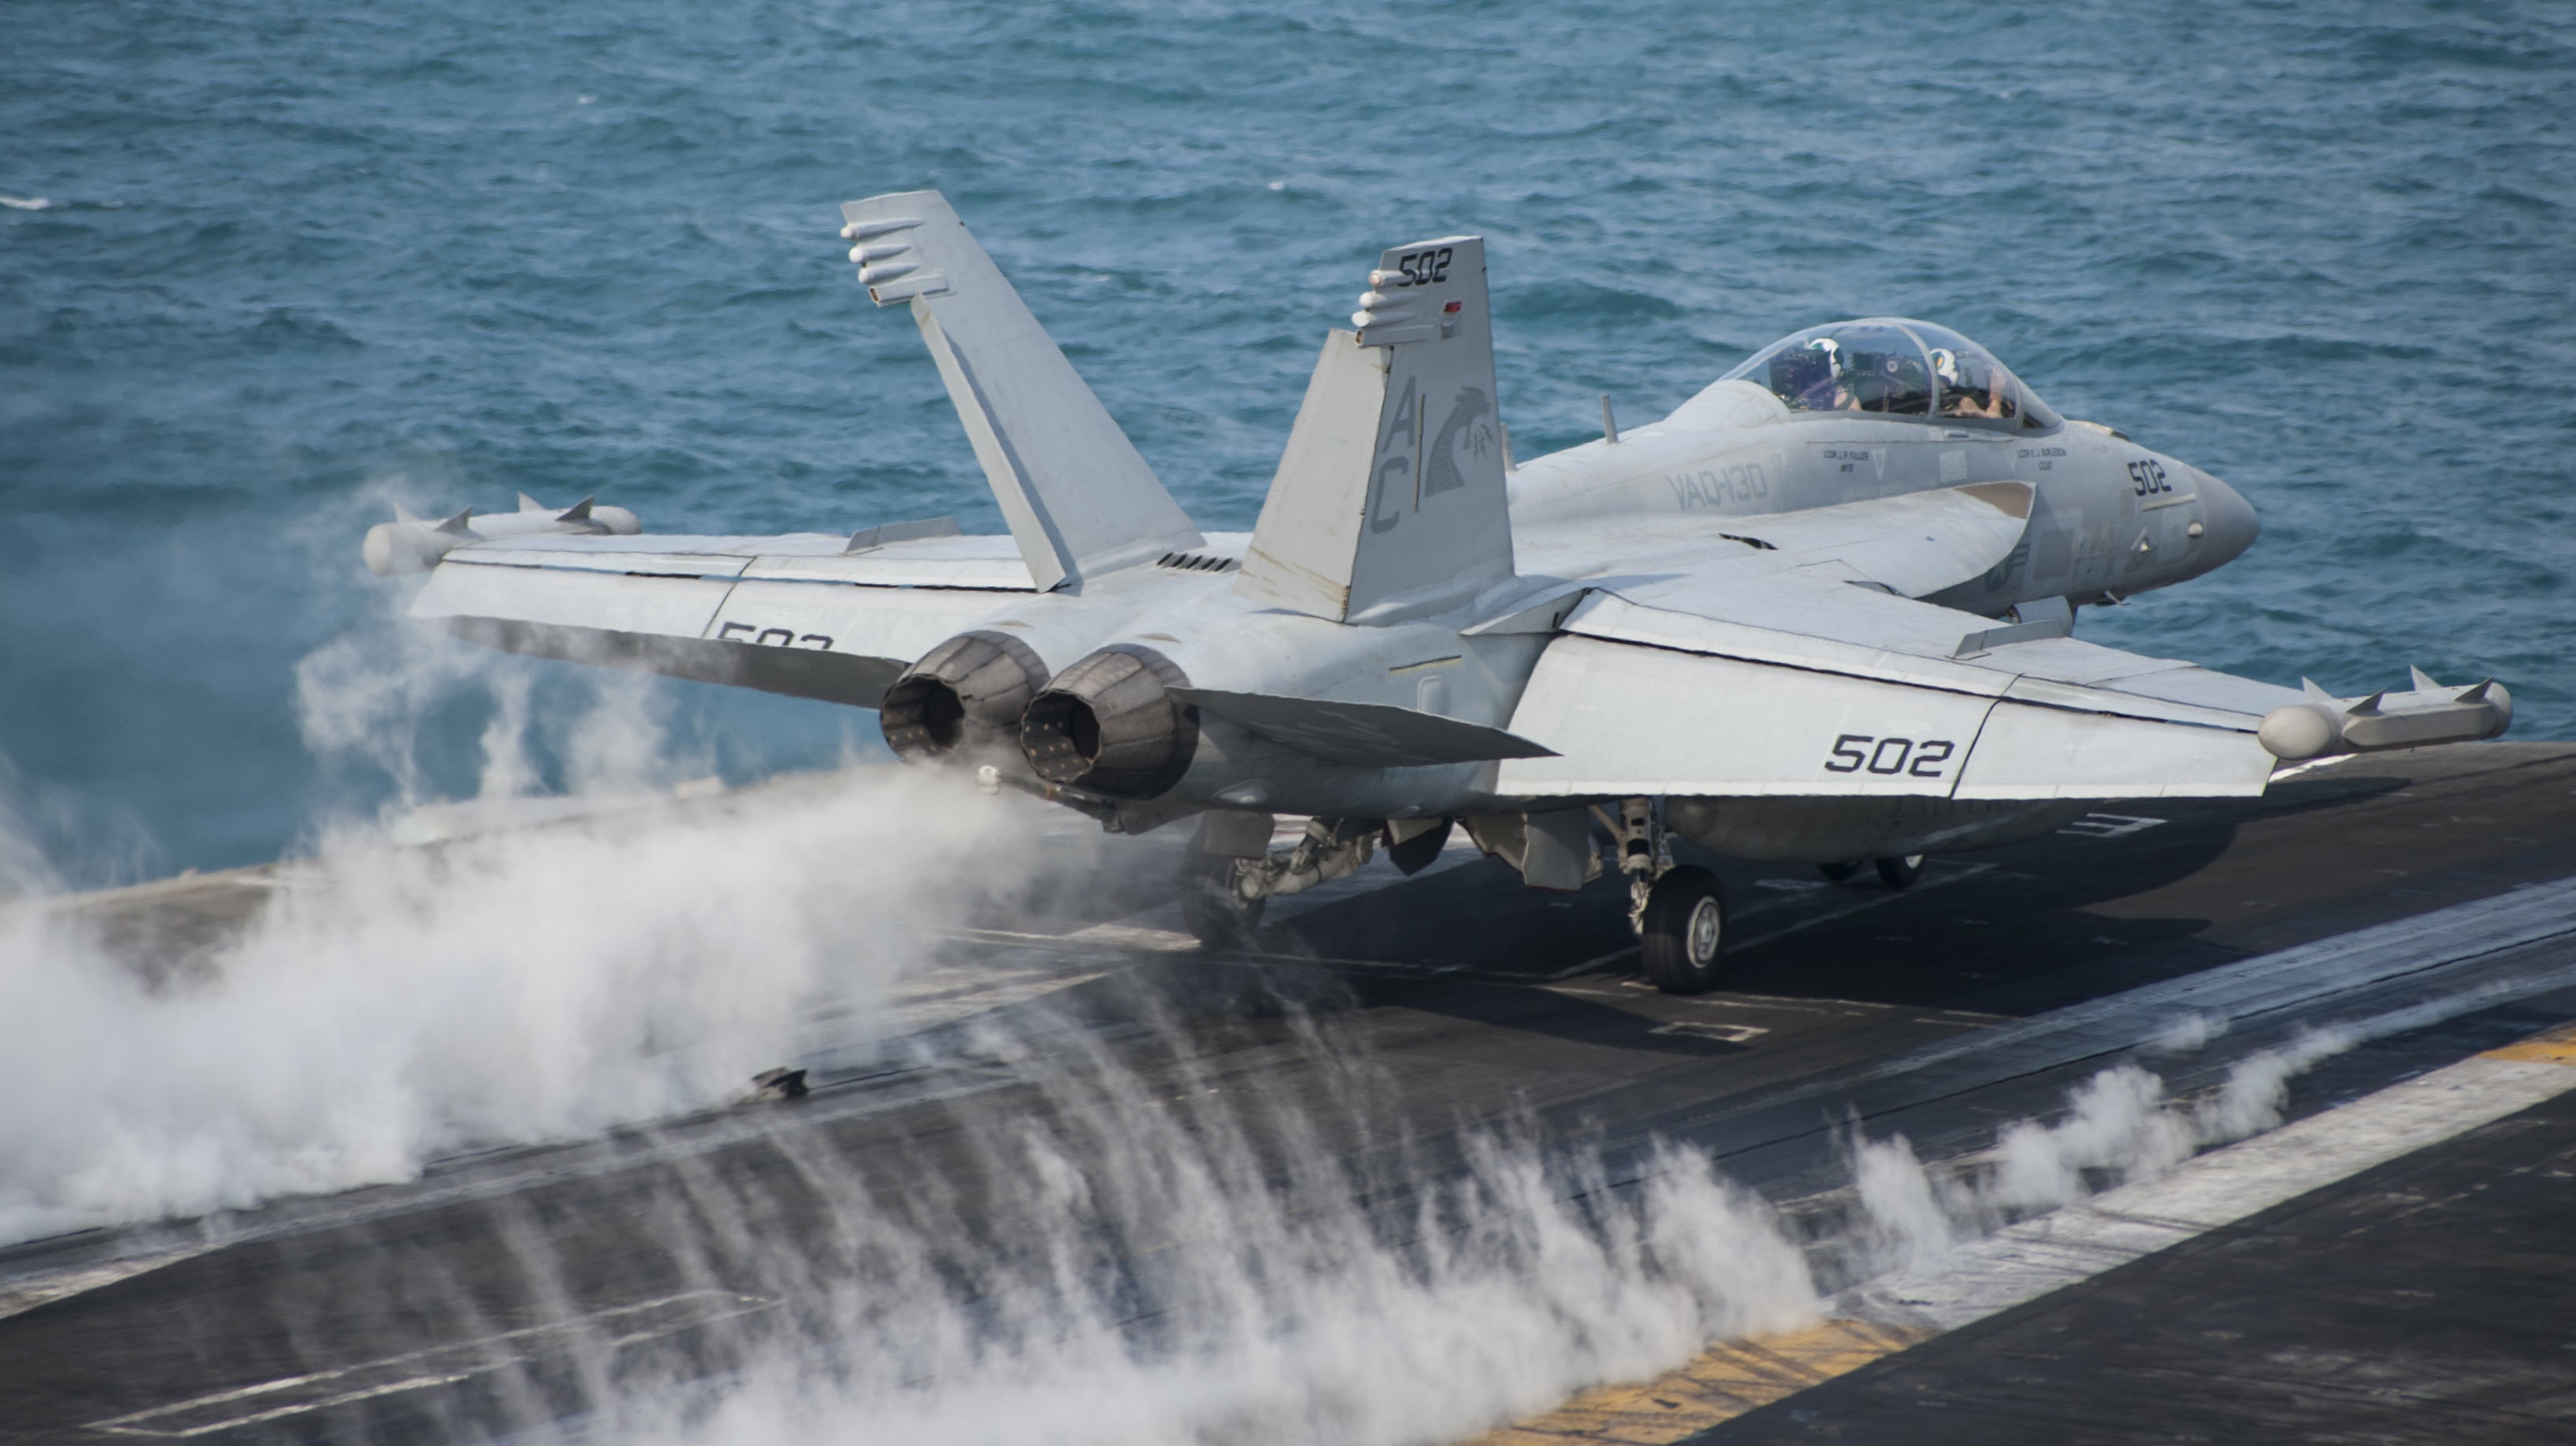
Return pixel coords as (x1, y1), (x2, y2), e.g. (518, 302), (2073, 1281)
(1019, 645), (1197, 799)
(880, 631), (1050, 763)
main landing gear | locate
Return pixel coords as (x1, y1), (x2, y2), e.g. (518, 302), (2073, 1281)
(1179, 814), (1383, 947)
(1609, 796), (1729, 996)
(1179, 848), (1266, 945)
(1640, 865), (1726, 994)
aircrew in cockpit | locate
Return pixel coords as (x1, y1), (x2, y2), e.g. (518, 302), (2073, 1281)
(1729, 318), (2056, 431)
(1767, 338), (1839, 412)
(1926, 335), (2013, 420)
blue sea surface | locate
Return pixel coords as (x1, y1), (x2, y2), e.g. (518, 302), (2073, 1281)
(5, 1), (2572, 883)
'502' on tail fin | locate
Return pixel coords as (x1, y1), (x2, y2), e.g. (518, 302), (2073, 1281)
(840, 190), (1203, 591)
(1236, 235), (1515, 624)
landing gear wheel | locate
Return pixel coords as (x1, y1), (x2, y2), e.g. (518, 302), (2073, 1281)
(1640, 864), (1727, 996)
(1179, 851), (1265, 946)
(1876, 854), (1925, 890)
(1816, 861), (1863, 883)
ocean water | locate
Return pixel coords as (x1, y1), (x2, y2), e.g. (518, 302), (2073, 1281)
(6, 0), (2574, 883)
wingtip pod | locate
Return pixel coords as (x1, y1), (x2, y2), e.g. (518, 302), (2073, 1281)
(363, 518), (462, 576)
(360, 497), (641, 574)
(2259, 672), (2513, 761)
(360, 521), (404, 576)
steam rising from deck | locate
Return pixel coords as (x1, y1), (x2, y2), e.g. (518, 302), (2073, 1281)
(0, 621), (1041, 1245)
(572, 1033), (1820, 1446)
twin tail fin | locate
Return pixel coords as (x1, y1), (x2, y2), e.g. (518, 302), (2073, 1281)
(839, 190), (1203, 591)
(1235, 235), (1516, 623)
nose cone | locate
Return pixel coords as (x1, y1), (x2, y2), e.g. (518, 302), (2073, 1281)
(2193, 473), (2261, 573)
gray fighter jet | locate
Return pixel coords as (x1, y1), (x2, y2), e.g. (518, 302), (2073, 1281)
(362, 190), (2511, 992)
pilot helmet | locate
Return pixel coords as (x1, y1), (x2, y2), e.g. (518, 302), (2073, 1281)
(1929, 347), (1961, 386)
(1771, 347), (1827, 392)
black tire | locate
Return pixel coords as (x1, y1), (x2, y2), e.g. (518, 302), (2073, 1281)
(1179, 851), (1265, 946)
(1640, 865), (1727, 995)
(1816, 860), (1863, 883)
(1876, 853), (1925, 890)
(1385, 818), (1453, 876)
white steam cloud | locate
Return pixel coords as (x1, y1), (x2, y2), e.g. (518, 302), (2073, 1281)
(0, 767), (1040, 1245)
(504, 1015), (1821, 1446)
(0, 618), (1046, 1245)
(1844, 1024), (2360, 1273)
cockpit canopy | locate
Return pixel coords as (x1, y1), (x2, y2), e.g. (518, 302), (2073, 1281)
(1722, 319), (2061, 432)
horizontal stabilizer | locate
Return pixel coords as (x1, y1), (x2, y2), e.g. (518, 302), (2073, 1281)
(838, 190), (1202, 590)
(1174, 687), (1555, 767)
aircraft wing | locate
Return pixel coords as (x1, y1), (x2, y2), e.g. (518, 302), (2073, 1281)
(1497, 566), (2306, 800)
(404, 529), (1038, 709)
(377, 186), (1228, 709)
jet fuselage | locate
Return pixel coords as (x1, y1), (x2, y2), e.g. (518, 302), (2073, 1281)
(915, 375), (2257, 833)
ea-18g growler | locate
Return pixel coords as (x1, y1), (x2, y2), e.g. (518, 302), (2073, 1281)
(360, 190), (2510, 992)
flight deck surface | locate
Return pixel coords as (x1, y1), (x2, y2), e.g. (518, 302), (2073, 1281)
(1695, 1085), (2576, 1444)
(5, 742), (2574, 1443)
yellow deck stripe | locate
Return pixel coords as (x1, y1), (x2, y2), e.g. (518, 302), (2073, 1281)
(1467, 1017), (2576, 1444)
(1458, 1319), (1931, 1445)
(2481, 1020), (2576, 1066)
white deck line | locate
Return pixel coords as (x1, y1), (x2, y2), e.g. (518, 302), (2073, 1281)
(86, 1290), (771, 1437)
(1836, 1050), (2576, 1333)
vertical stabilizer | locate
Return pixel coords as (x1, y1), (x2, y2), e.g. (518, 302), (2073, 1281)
(839, 190), (1203, 591)
(1236, 236), (1514, 623)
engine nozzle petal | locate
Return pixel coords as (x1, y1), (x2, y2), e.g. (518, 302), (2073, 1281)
(881, 631), (1050, 763)
(1019, 645), (1197, 798)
